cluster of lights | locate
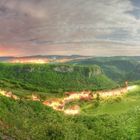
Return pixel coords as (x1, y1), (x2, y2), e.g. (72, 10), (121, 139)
(11, 59), (48, 64)
(0, 89), (19, 100)
(1, 85), (136, 116)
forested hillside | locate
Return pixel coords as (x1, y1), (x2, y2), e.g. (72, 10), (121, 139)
(0, 63), (117, 93)
(68, 56), (140, 83)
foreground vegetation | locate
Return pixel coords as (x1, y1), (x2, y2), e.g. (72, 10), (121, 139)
(0, 86), (140, 140)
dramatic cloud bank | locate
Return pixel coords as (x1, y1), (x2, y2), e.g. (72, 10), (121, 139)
(0, 0), (140, 56)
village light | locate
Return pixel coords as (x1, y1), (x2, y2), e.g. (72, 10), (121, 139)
(127, 85), (138, 91)
(0, 84), (137, 116)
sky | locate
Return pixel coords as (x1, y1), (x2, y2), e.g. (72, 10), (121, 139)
(0, 0), (140, 56)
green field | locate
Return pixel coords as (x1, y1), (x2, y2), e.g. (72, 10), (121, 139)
(0, 62), (140, 140)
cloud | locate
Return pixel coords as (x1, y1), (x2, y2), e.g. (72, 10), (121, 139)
(1, 0), (47, 19)
(0, 0), (140, 56)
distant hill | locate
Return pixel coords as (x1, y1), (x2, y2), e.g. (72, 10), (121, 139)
(0, 63), (117, 92)
(0, 56), (14, 62)
(68, 56), (140, 83)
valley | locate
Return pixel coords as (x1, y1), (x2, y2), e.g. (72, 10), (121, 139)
(0, 58), (140, 140)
